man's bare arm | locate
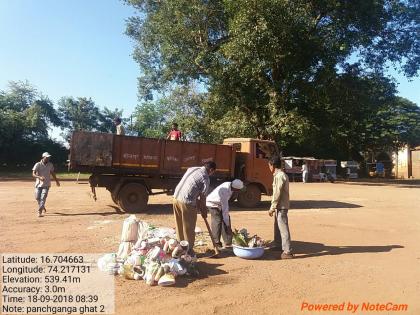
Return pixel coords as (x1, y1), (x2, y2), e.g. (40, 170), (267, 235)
(51, 171), (60, 187)
(32, 170), (44, 181)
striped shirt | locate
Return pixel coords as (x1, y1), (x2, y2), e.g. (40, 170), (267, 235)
(174, 166), (210, 206)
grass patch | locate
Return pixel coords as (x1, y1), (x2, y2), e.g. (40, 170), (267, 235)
(0, 170), (91, 180)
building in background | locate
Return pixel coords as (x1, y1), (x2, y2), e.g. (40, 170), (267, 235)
(392, 145), (420, 179)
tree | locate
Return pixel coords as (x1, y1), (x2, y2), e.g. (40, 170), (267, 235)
(98, 107), (125, 133)
(133, 87), (222, 141)
(125, 0), (420, 149)
(1, 80), (37, 111)
(0, 81), (66, 165)
(133, 101), (169, 138)
(57, 97), (102, 140)
(369, 97), (420, 151)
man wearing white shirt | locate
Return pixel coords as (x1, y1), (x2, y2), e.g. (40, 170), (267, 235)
(206, 179), (244, 249)
(301, 162), (308, 183)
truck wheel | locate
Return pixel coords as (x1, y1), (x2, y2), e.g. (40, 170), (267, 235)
(111, 192), (119, 205)
(117, 183), (149, 213)
(237, 184), (261, 208)
(229, 191), (239, 202)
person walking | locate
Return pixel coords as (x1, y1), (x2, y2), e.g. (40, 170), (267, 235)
(172, 161), (216, 255)
(206, 179), (244, 250)
(32, 152), (60, 217)
(268, 156), (293, 259)
(301, 161), (308, 183)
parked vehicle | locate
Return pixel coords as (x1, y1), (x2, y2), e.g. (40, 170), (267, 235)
(69, 132), (280, 212)
(282, 156), (318, 182)
(341, 161), (359, 179)
(319, 159), (337, 182)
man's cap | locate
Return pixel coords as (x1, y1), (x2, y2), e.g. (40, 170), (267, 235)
(42, 152), (51, 158)
(231, 179), (244, 190)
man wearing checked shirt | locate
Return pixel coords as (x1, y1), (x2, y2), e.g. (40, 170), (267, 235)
(173, 161), (217, 255)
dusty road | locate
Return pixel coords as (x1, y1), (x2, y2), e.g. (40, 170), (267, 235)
(1, 180), (419, 314)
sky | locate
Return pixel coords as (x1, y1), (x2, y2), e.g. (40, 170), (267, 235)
(1, 0), (419, 139)
(0, 0), (139, 113)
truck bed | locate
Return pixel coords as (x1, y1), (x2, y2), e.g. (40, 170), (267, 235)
(69, 131), (235, 178)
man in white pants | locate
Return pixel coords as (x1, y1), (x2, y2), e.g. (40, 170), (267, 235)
(301, 162), (308, 183)
(206, 179), (244, 250)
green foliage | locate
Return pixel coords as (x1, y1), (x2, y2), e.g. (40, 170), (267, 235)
(134, 101), (169, 138)
(58, 97), (101, 130)
(0, 81), (62, 143)
(133, 87), (210, 140)
(98, 107), (126, 133)
(369, 97), (420, 150)
(125, 0), (420, 157)
(0, 81), (67, 165)
(57, 97), (128, 139)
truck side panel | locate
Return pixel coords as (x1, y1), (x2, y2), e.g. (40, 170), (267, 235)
(70, 131), (235, 178)
(163, 141), (235, 177)
(215, 144), (235, 177)
(162, 140), (183, 173)
(112, 136), (161, 173)
(70, 131), (113, 167)
(179, 142), (200, 171)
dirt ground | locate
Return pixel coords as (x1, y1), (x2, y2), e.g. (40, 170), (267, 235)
(1, 179), (420, 315)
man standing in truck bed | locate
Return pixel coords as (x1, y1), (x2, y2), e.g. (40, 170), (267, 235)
(173, 161), (216, 255)
(114, 117), (125, 135)
(166, 122), (182, 141)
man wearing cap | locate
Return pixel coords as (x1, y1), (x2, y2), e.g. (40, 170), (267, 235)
(206, 179), (244, 250)
(32, 152), (60, 217)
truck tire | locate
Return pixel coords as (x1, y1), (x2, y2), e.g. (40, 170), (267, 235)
(237, 184), (261, 208)
(111, 193), (119, 205)
(117, 183), (149, 213)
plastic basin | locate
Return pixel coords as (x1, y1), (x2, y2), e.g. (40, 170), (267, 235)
(233, 245), (265, 259)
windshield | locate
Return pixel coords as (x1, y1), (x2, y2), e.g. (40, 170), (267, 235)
(255, 142), (277, 159)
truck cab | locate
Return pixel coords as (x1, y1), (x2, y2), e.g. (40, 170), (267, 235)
(223, 138), (280, 207)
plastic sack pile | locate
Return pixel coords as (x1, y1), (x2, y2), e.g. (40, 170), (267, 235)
(98, 215), (198, 287)
(232, 228), (267, 248)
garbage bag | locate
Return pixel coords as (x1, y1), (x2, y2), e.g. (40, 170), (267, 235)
(117, 241), (133, 260)
(121, 215), (139, 242)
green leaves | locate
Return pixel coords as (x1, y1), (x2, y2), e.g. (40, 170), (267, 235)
(125, 0), (420, 155)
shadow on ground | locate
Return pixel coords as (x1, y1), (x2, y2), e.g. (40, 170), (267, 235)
(230, 200), (362, 211)
(102, 199), (363, 215)
(337, 179), (420, 189)
(262, 241), (404, 260)
(51, 205), (125, 216)
(51, 199), (362, 216)
(171, 262), (228, 288)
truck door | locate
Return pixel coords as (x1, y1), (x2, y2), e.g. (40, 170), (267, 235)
(251, 141), (278, 194)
